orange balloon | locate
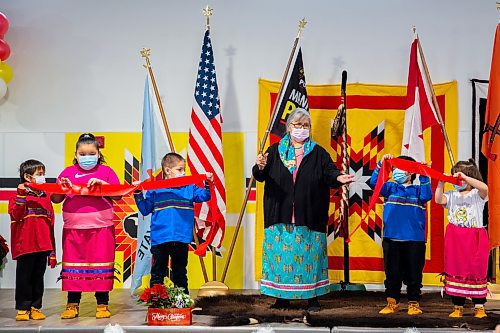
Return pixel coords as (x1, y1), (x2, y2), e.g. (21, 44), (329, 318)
(0, 61), (13, 83)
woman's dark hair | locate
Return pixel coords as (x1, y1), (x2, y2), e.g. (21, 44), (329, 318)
(19, 159), (45, 182)
(396, 155), (417, 182)
(72, 133), (106, 165)
(451, 159), (483, 182)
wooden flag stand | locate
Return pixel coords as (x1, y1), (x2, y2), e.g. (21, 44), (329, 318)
(197, 247), (229, 297)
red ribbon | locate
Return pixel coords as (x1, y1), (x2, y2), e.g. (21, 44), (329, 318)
(346, 158), (462, 242)
(30, 175), (219, 257)
(29, 175), (207, 197)
(193, 183), (222, 257)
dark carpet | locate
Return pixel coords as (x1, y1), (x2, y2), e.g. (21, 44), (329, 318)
(193, 291), (500, 330)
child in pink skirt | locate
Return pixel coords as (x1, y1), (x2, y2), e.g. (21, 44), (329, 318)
(51, 133), (121, 319)
(435, 159), (489, 319)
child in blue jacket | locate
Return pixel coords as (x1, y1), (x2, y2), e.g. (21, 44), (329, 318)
(134, 153), (212, 293)
(370, 154), (432, 316)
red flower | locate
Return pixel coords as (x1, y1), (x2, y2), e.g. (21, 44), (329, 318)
(137, 285), (193, 309)
(139, 287), (151, 303)
(150, 284), (168, 299)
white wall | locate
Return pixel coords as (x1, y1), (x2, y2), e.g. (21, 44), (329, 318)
(0, 0), (498, 288)
(0, 0), (498, 148)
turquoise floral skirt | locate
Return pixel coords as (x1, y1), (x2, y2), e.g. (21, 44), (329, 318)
(260, 223), (331, 299)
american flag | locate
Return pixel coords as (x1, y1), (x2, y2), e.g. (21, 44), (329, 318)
(187, 29), (226, 252)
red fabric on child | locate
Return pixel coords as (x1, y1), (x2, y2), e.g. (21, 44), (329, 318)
(8, 187), (55, 259)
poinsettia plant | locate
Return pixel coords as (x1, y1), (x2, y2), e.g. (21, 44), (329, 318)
(137, 284), (194, 309)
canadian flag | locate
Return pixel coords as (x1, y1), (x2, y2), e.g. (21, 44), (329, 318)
(401, 36), (440, 162)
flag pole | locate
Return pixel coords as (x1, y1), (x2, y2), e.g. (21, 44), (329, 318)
(140, 48), (176, 152)
(413, 29), (456, 166)
(330, 74), (366, 292)
(338, 75), (350, 286)
(193, 228), (209, 282)
(221, 18), (308, 283)
(141, 48), (209, 284)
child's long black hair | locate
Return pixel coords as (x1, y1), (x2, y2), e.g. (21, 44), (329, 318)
(72, 133), (106, 165)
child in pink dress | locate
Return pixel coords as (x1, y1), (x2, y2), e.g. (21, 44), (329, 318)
(51, 133), (121, 319)
(435, 159), (489, 319)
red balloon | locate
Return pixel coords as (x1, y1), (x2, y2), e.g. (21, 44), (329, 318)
(0, 12), (8, 37)
(0, 39), (10, 61)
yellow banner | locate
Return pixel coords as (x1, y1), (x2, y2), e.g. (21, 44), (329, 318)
(256, 80), (458, 285)
(63, 132), (245, 289)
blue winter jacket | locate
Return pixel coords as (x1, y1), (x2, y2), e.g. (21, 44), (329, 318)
(370, 163), (432, 241)
(134, 184), (210, 246)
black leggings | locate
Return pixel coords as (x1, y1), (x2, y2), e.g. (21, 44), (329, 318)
(451, 296), (486, 306)
(67, 291), (109, 305)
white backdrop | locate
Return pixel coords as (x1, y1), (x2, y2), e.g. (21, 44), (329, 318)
(0, 0), (498, 288)
(0, 1), (498, 137)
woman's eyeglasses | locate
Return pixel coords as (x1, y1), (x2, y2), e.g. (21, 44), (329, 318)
(290, 123), (311, 129)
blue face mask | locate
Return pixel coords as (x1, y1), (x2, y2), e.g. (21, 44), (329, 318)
(392, 168), (409, 184)
(453, 182), (467, 191)
(78, 155), (98, 170)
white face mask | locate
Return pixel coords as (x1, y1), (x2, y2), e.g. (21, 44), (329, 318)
(33, 175), (46, 184)
(290, 128), (310, 142)
(174, 172), (185, 178)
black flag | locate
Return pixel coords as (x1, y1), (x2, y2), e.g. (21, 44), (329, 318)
(270, 47), (309, 137)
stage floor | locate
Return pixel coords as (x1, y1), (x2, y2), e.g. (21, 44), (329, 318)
(0, 289), (498, 332)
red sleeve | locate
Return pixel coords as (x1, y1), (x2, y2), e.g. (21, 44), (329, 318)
(8, 190), (28, 222)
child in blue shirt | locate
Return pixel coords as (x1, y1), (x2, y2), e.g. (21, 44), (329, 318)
(370, 154), (432, 316)
(134, 153), (212, 293)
